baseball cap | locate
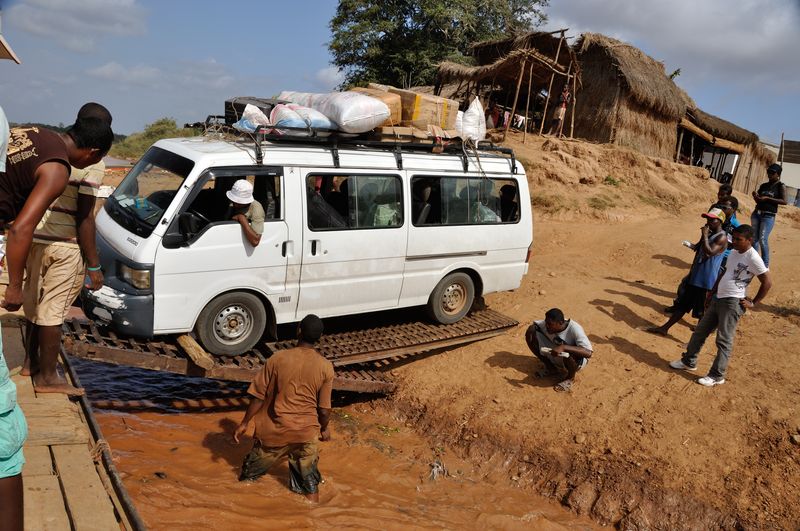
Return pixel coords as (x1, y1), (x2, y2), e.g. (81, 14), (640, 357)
(226, 179), (254, 204)
(767, 163), (782, 175)
(702, 207), (726, 223)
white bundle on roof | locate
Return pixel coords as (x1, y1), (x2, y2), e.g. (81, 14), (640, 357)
(278, 91), (390, 133)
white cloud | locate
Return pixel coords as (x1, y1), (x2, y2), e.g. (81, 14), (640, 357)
(88, 61), (160, 84)
(315, 66), (344, 90)
(7, 0), (146, 52)
(547, 0), (800, 91)
(173, 58), (235, 91)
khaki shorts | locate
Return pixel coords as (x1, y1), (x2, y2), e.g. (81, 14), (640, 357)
(239, 440), (322, 494)
(23, 243), (84, 326)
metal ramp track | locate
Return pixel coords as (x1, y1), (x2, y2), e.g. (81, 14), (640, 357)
(62, 309), (518, 394)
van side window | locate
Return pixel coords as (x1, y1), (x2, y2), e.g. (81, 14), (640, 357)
(306, 174), (403, 230)
(186, 174), (282, 225)
(411, 176), (519, 226)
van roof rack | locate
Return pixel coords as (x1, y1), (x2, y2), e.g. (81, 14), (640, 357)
(186, 115), (517, 174)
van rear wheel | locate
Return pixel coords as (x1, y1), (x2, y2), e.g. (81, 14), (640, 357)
(196, 292), (266, 357)
(427, 272), (475, 324)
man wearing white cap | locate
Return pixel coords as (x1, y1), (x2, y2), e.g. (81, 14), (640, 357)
(227, 179), (264, 247)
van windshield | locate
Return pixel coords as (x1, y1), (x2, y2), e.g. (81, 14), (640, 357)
(105, 147), (195, 237)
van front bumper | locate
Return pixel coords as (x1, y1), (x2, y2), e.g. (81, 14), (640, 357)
(81, 286), (154, 338)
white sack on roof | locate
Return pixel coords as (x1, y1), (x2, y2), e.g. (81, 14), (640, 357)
(278, 91), (390, 133)
(458, 97), (486, 143)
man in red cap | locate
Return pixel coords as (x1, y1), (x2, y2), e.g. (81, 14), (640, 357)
(647, 207), (728, 336)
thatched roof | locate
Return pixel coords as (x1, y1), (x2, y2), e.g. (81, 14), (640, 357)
(437, 48), (566, 87)
(470, 31), (573, 68)
(686, 107), (758, 145)
(576, 33), (685, 121)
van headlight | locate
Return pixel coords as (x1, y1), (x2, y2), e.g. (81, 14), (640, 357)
(119, 263), (151, 289)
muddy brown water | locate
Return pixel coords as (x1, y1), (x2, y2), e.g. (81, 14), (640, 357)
(73, 358), (597, 530)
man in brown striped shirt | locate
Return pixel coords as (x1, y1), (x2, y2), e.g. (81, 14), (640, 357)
(21, 103), (111, 396)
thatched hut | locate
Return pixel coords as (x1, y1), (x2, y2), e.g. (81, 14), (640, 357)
(572, 33), (685, 159)
(435, 31), (577, 136)
(676, 99), (775, 193)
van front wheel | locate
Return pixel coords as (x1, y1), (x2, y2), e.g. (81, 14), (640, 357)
(427, 272), (475, 324)
(196, 292), (267, 357)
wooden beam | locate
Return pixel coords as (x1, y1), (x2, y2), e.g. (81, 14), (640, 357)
(503, 58), (527, 141)
(523, 61), (534, 144)
(675, 128), (685, 162)
(539, 30), (565, 135)
(679, 118), (745, 154)
(569, 63), (577, 138)
(177, 334), (215, 370)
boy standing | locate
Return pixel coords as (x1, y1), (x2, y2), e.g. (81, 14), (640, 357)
(669, 225), (772, 386)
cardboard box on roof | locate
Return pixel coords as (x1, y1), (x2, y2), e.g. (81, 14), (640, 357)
(368, 84), (459, 130)
(348, 87), (401, 126)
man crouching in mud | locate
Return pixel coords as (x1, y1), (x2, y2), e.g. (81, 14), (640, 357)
(234, 315), (334, 502)
(525, 308), (593, 392)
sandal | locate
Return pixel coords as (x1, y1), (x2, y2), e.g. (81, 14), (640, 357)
(644, 326), (668, 337)
(554, 379), (573, 392)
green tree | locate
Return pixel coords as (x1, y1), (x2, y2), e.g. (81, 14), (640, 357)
(110, 118), (198, 159)
(329, 0), (548, 88)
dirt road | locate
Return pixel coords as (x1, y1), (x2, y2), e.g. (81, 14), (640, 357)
(386, 133), (800, 529)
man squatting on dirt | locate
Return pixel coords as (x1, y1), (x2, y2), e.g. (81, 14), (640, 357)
(234, 314), (333, 502)
(669, 224), (772, 387)
(525, 308), (593, 392)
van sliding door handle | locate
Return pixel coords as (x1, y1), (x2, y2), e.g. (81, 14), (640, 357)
(281, 241), (288, 257)
(311, 240), (318, 256)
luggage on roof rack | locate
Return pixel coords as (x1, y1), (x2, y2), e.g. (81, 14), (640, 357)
(192, 115), (517, 174)
(224, 97), (287, 125)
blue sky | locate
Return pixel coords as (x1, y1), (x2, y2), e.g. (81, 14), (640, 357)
(1, 0), (798, 145)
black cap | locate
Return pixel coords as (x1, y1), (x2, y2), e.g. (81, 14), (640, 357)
(767, 163), (782, 175)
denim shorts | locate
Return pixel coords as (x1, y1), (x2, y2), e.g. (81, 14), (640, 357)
(0, 405), (27, 478)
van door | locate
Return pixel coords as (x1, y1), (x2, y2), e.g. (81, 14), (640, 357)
(153, 167), (291, 332)
(295, 169), (407, 318)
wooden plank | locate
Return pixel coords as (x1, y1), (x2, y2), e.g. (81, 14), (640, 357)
(22, 446), (54, 477)
(24, 412), (89, 447)
(11, 375), (36, 401)
(24, 475), (71, 531)
(52, 444), (120, 531)
(15, 398), (81, 417)
(177, 334), (215, 370)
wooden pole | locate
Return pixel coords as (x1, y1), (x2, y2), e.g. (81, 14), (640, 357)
(523, 61), (534, 144)
(689, 135), (695, 165)
(503, 58), (527, 141)
(539, 30), (566, 135)
(709, 147), (717, 176)
(675, 128), (685, 163)
(569, 61), (577, 138)
(780, 131), (785, 167)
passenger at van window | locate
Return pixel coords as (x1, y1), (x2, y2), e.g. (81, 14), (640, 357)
(525, 308), (593, 392)
(234, 315), (333, 503)
(500, 184), (518, 222)
(226, 179), (264, 247)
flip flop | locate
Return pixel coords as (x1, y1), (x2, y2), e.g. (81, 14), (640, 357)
(644, 326), (668, 337)
(554, 380), (573, 392)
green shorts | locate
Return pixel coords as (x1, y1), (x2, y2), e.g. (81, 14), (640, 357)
(239, 440), (321, 494)
(0, 405), (27, 478)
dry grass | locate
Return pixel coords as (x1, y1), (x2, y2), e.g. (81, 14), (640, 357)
(588, 194), (617, 210)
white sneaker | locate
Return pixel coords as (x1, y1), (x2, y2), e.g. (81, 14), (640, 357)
(669, 359), (696, 371)
(697, 376), (725, 387)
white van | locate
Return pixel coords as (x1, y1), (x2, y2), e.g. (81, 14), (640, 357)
(83, 134), (532, 355)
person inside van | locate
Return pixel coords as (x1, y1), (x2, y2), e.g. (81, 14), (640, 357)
(226, 179), (264, 247)
(500, 184), (518, 222)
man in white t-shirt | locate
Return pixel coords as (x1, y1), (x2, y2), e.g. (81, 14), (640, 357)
(525, 308), (593, 392)
(669, 224), (772, 386)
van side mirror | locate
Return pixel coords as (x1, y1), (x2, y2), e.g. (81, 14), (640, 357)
(162, 212), (196, 248)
